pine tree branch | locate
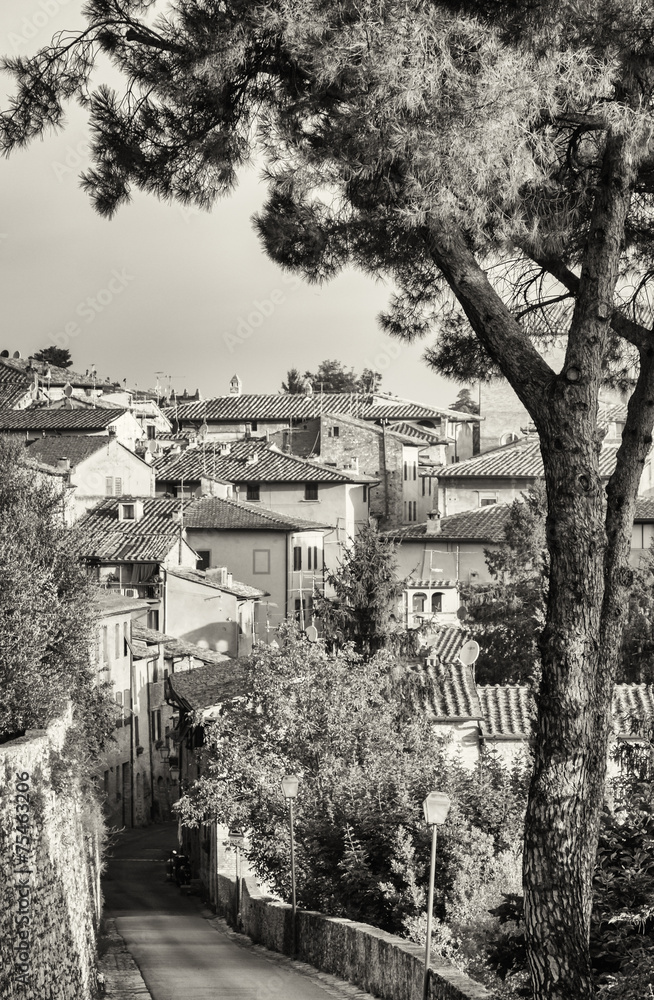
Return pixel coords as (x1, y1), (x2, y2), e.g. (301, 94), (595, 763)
(423, 224), (553, 418)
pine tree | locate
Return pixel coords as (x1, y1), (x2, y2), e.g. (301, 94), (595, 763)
(5, 4), (654, 994)
(33, 346), (73, 369)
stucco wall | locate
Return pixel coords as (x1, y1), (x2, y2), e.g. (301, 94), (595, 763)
(165, 572), (240, 654)
(70, 441), (154, 521)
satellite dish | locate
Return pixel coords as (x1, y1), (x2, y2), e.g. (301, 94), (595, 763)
(147, 439), (158, 454)
(63, 383), (73, 398)
(305, 625), (319, 642)
(458, 639), (480, 666)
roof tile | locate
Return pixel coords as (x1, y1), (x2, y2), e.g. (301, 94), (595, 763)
(0, 407), (128, 430)
(156, 439), (374, 484)
(437, 438), (625, 480)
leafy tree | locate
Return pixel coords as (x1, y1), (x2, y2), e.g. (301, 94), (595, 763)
(8, 3), (654, 993)
(281, 367), (309, 393)
(449, 388), (480, 416)
(466, 485), (654, 685)
(33, 346), (73, 369)
(313, 521), (418, 656)
(176, 623), (529, 937)
(0, 438), (113, 771)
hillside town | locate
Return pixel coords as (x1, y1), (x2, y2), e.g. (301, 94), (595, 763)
(3, 348), (654, 826)
(5, 5), (654, 1000)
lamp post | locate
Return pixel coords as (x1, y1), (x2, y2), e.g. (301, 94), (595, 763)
(422, 791), (451, 1000)
(281, 774), (299, 957)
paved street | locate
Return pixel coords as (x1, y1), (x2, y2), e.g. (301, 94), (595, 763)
(103, 824), (363, 1000)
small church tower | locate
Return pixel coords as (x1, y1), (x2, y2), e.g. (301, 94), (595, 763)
(229, 374), (242, 396)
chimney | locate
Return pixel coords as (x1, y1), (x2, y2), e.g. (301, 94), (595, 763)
(56, 457), (71, 472)
(425, 510), (442, 535)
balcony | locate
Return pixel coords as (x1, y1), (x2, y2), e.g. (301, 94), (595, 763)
(99, 581), (162, 600)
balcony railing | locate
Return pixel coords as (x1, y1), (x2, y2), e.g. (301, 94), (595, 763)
(98, 581), (162, 599)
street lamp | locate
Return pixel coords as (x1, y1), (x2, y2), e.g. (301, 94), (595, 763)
(281, 774), (299, 957)
(422, 791), (451, 1000)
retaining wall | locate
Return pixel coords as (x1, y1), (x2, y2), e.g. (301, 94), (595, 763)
(0, 712), (103, 1000)
(215, 873), (492, 1000)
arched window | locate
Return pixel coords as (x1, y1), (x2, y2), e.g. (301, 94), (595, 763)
(431, 593), (443, 613)
(412, 592), (427, 613)
(500, 431), (520, 446)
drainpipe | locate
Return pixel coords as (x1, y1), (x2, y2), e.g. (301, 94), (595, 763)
(129, 644), (135, 828)
(380, 420), (390, 523)
(145, 654), (156, 822)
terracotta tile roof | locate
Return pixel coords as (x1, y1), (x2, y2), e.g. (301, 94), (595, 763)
(73, 496), (184, 562)
(0, 356), (115, 389)
(166, 661), (249, 711)
(437, 438), (624, 480)
(478, 683), (654, 740)
(426, 626), (469, 663)
(477, 685), (536, 739)
(401, 660), (483, 720)
(184, 495), (330, 532)
(0, 384), (30, 408)
(93, 591), (152, 616)
(634, 498), (654, 521)
(390, 421), (447, 445)
(26, 435), (114, 468)
(131, 622), (231, 665)
(165, 393), (479, 424)
(155, 439), (375, 484)
(388, 504), (512, 542)
(0, 407), (128, 431)
(166, 566), (267, 600)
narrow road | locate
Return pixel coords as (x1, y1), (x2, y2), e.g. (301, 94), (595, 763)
(103, 824), (348, 1000)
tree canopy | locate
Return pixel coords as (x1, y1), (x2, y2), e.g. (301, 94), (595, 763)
(33, 346), (73, 369)
(282, 360), (382, 394)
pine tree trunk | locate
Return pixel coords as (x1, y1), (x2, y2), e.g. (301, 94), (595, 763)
(522, 385), (613, 999)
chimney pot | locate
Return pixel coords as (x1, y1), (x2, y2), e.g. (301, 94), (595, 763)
(425, 510), (442, 535)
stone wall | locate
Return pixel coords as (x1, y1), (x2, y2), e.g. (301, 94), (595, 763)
(215, 874), (492, 1000)
(0, 713), (103, 1000)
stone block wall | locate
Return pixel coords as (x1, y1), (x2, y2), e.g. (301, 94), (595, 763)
(0, 713), (103, 1000)
(216, 875), (492, 1000)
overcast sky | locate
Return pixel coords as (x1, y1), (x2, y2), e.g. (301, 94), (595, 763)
(0, 1), (455, 403)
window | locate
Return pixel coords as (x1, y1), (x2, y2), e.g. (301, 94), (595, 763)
(147, 609), (159, 630)
(251, 421), (258, 432)
(105, 476), (113, 496)
(328, 425), (340, 437)
(102, 626), (109, 663)
(294, 596), (313, 621)
(413, 501), (417, 520)
(134, 716), (140, 746)
(147, 425), (156, 439)
(307, 546), (320, 571)
(246, 483), (260, 501)
(479, 493), (497, 507)
(115, 691), (123, 728)
(253, 549), (270, 574)
(196, 550), (211, 571)
(403, 461), (408, 481)
(422, 477), (426, 497)
(304, 483), (319, 501)
(123, 621), (129, 657)
(412, 593), (427, 613)
(431, 593), (443, 613)
(121, 504), (135, 520)
(293, 546), (302, 571)
(413, 462), (417, 480)
(114, 478), (123, 496)
(151, 710), (162, 742)
(124, 689), (130, 719)
(363, 485), (368, 503)
(114, 622), (121, 659)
